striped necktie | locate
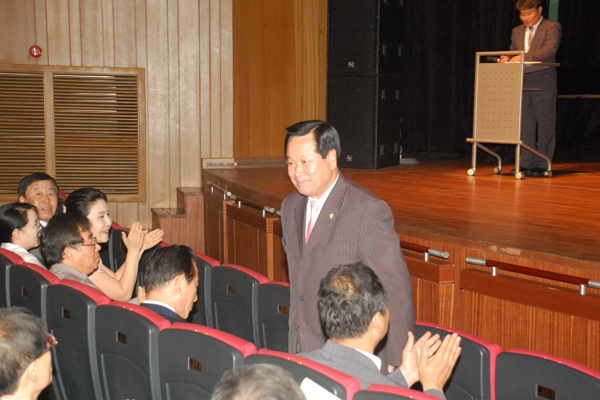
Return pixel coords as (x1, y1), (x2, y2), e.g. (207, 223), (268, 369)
(305, 200), (318, 244)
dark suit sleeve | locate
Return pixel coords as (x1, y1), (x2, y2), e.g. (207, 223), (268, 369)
(525, 23), (561, 62)
(357, 199), (416, 366)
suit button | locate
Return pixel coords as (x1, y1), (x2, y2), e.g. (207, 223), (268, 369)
(299, 295), (304, 301)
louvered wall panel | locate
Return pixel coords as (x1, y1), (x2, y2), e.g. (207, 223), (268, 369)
(0, 72), (46, 195)
(53, 74), (139, 195)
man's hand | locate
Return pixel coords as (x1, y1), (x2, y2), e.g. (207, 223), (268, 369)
(498, 55), (511, 63)
(398, 331), (441, 387)
(509, 54), (522, 62)
(419, 333), (461, 393)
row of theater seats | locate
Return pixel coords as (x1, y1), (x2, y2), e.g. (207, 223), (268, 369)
(2, 234), (600, 399)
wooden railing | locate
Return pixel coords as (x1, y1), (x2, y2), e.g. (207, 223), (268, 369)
(466, 257), (600, 295)
(401, 241), (450, 261)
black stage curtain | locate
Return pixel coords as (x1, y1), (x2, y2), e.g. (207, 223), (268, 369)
(401, 0), (600, 162)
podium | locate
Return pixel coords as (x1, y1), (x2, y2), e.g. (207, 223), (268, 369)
(467, 51), (559, 179)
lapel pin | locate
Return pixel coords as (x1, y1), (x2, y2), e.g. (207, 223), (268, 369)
(329, 213), (334, 219)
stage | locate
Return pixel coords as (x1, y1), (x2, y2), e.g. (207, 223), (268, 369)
(204, 159), (600, 270)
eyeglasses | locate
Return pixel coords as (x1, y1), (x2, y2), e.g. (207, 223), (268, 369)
(46, 333), (58, 351)
(23, 221), (41, 229)
(70, 237), (97, 249)
(35, 333), (58, 360)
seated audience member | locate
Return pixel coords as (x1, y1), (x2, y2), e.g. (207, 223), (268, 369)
(65, 188), (164, 301)
(0, 307), (56, 400)
(212, 364), (306, 400)
(299, 263), (461, 399)
(140, 245), (199, 323)
(17, 173), (60, 226)
(40, 213), (103, 291)
(17, 173), (61, 266)
(0, 203), (44, 268)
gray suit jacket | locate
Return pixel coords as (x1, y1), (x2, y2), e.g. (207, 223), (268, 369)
(50, 263), (103, 292)
(510, 17), (562, 86)
(281, 174), (415, 368)
(299, 340), (445, 399)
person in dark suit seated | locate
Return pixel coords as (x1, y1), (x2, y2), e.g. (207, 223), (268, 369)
(0, 307), (57, 400)
(41, 214), (103, 291)
(17, 173), (62, 266)
(299, 263), (461, 399)
(17, 173), (60, 227)
(140, 245), (199, 324)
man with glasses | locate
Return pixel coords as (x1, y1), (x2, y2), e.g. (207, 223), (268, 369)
(0, 307), (57, 400)
(40, 213), (102, 291)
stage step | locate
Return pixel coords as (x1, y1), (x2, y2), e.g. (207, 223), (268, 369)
(151, 187), (204, 253)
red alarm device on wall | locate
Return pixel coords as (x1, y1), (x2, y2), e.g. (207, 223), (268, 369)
(29, 45), (43, 58)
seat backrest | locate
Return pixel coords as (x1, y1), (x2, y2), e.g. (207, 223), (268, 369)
(495, 348), (600, 400)
(106, 228), (129, 273)
(211, 264), (268, 347)
(159, 322), (256, 400)
(0, 249), (20, 307)
(187, 253), (213, 327)
(96, 301), (171, 400)
(353, 384), (443, 400)
(257, 281), (290, 351)
(46, 279), (110, 400)
(9, 262), (59, 323)
(245, 349), (361, 400)
(415, 321), (501, 400)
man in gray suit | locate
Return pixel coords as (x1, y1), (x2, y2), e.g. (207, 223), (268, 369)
(282, 120), (415, 372)
(299, 263), (460, 399)
(500, 0), (562, 176)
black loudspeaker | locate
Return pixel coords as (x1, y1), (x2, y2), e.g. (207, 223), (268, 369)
(327, 76), (402, 169)
(328, 0), (404, 75)
(327, 0), (405, 169)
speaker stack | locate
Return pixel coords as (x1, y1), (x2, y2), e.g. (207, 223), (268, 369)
(327, 0), (405, 169)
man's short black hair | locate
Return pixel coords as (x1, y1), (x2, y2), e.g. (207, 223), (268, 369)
(284, 120), (342, 160)
(0, 308), (48, 396)
(0, 202), (36, 243)
(318, 263), (388, 340)
(40, 213), (90, 266)
(211, 364), (306, 400)
(64, 188), (107, 217)
(144, 245), (197, 293)
(516, 0), (542, 10)
(17, 173), (59, 198)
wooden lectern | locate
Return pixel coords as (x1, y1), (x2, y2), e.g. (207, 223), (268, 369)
(467, 51), (559, 179)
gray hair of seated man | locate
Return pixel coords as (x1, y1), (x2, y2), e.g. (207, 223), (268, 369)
(211, 363), (306, 400)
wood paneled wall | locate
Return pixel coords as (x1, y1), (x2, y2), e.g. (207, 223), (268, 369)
(232, 0), (327, 158)
(0, 0), (233, 228)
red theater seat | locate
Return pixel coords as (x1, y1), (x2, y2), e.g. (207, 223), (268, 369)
(354, 384), (442, 400)
(495, 348), (600, 400)
(415, 321), (500, 400)
(95, 301), (170, 400)
(211, 264), (268, 347)
(159, 322), (257, 399)
(46, 280), (110, 400)
(245, 349), (361, 400)
(257, 281), (290, 351)
(9, 262), (59, 323)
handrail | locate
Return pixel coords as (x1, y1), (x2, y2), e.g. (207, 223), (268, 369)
(466, 257), (600, 295)
(226, 192), (276, 216)
(206, 181), (229, 199)
(206, 181), (276, 215)
(400, 241), (450, 261)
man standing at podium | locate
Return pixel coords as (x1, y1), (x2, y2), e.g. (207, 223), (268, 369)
(499, 0), (562, 177)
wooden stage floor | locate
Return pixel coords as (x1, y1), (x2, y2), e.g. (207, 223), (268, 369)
(205, 160), (600, 271)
